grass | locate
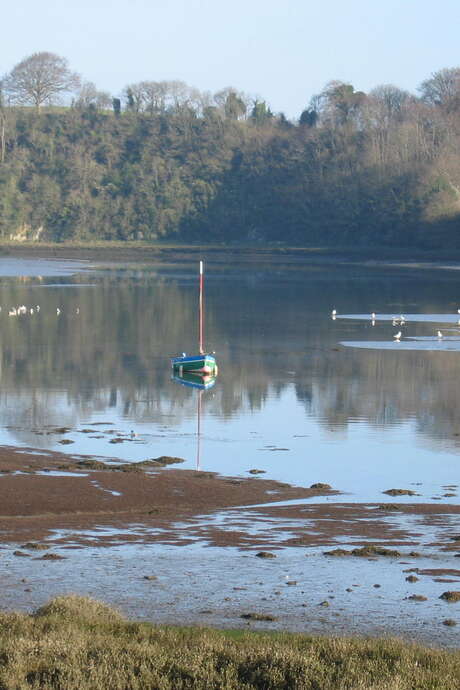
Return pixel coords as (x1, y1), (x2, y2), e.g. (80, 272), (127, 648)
(0, 595), (457, 689)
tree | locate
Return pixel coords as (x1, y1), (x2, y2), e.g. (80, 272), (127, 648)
(3, 52), (80, 109)
(418, 67), (460, 111)
(250, 100), (273, 125)
(299, 108), (318, 127)
(74, 81), (111, 111)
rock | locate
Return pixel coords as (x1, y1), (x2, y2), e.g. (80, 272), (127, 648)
(13, 551), (30, 557)
(248, 469), (266, 474)
(373, 584), (381, 588)
(319, 600), (330, 607)
(442, 619), (457, 626)
(286, 581), (297, 586)
(383, 489), (417, 496)
(58, 439), (74, 445)
(378, 504), (401, 511)
(439, 591), (460, 602)
(256, 551), (276, 559)
(143, 575), (157, 581)
(406, 575), (419, 583)
(406, 595), (427, 601)
(240, 613), (277, 621)
(310, 483), (331, 490)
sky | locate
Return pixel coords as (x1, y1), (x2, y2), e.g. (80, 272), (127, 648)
(2, 0), (460, 117)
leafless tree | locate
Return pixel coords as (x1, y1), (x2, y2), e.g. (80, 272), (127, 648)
(419, 67), (460, 111)
(3, 52), (80, 109)
(74, 81), (112, 110)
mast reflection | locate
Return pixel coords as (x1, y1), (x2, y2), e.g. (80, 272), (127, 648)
(172, 371), (217, 470)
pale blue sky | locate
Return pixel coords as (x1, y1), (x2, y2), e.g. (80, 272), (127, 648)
(2, 0), (460, 117)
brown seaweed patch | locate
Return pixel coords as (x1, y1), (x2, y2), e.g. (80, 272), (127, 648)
(21, 543), (49, 551)
(149, 456), (185, 466)
(383, 489), (417, 496)
(240, 613), (277, 622)
(406, 595), (427, 602)
(439, 591), (460, 602)
(324, 545), (401, 558)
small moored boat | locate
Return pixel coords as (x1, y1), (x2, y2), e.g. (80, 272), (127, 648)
(171, 261), (218, 376)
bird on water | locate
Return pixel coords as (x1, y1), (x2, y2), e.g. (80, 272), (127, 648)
(393, 331), (402, 340)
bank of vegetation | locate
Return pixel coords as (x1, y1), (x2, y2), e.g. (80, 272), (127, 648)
(0, 595), (456, 689)
(1, 52), (460, 249)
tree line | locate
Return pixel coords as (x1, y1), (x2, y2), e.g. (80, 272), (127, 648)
(1, 51), (460, 248)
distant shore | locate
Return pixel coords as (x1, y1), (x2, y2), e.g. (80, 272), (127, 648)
(2, 241), (460, 265)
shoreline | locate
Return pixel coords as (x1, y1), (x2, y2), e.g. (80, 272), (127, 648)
(2, 241), (460, 265)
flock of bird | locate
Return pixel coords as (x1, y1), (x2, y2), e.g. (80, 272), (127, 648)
(5, 305), (79, 316)
(330, 308), (460, 341)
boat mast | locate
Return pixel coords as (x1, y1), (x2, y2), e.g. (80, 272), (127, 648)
(199, 260), (204, 355)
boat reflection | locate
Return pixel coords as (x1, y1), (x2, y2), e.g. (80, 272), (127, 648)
(171, 371), (217, 469)
(172, 371), (217, 390)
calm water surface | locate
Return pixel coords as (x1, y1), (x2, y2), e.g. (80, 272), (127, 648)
(0, 256), (459, 504)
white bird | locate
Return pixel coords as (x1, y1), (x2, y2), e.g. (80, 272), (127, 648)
(30, 308), (34, 315)
(371, 312), (376, 320)
(331, 309), (337, 319)
(8, 308), (16, 316)
(371, 319), (375, 326)
(457, 309), (460, 314)
(393, 331), (402, 340)
(76, 307), (80, 315)
(56, 308), (61, 315)
(437, 330), (443, 339)
(36, 305), (40, 312)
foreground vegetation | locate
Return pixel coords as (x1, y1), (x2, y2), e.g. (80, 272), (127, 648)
(2, 54), (460, 249)
(0, 595), (457, 689)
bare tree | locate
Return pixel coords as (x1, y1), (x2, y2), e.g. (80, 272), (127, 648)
(418, 67), (460, 111)
(74, 81), (112, 111)
(3, 52), (80, 109)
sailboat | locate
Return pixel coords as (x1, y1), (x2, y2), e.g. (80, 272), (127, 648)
(171, 261), (218, 376)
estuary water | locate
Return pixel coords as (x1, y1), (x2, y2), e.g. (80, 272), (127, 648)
(0, 255), (459, 504)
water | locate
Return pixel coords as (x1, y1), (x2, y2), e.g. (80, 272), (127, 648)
(0, 256), (458, 503)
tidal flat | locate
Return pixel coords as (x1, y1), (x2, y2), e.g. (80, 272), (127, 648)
(0, 254), (458, 654)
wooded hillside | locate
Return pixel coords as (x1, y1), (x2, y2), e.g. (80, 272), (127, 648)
(1, 54), (460, 248)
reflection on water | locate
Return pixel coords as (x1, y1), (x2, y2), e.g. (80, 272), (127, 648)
(0, 258), (459, 501)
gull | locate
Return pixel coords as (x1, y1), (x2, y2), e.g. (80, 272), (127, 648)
(371, 320), (375, 326)
(30, 308), (34, 315)
(393, 331), (402, 341)
(392, 319), (397, 326)
(458, 309), (460, 314)
(76, 308), (80, 315)
(56, 308), (61, 315)
(437, 330), (443, 339)
(36, 305), (40, 312)
(8, 308), (16, 316)
(371, 312), (376, 320)
(331, 309), (337, 320)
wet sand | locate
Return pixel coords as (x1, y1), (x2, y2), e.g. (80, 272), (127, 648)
(0, 445), (459, 647)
